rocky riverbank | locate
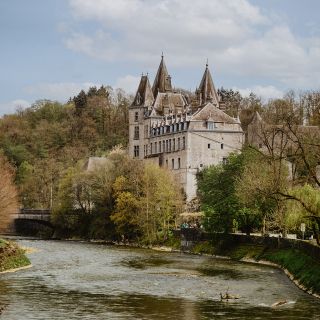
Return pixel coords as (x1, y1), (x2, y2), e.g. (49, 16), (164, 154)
(0, 238), (30, 273)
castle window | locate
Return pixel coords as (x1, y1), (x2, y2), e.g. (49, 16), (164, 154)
(178, 138), (181, 150)
(208, 144), (211, 149)
(182, 137), (186, 149)
(173, 139), (176, 151)
(178, 158), (181, 169)
(134, 126), (139, 140)
(163, 140), (165, 153)
(144, 125), (149, 137)
(159, 141), (162, 153)
(134, 146), (139, 158)
(166, 159), (168, 167)
(221, 143), (224, 150)
(155, 142), (157, 153)
(222, 157), (227, 165)
(151, 143), (153, 154)
(134, 112), (139, 122)
(172, 159), (175, 169)
(169, 139), (172, 152)
(166, 126), (170, 133)
(166, 140), (168, 152)
(176, 123), (179, 132)
(207, 121), (214, 130)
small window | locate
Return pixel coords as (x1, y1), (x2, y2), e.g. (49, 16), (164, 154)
(134, 126), (139, 140)
(182, 137), (186, 149)
(178, 158), (181, 169)
(200, 164), (203, 168)
(223, 157), (227, 165)
(134, 112), (139, 122)
(159, 141), (162, 153)
(207, 122), (214, 130)
(221, 143), (224, 150)
(208, 144), (211, 149)
(169, 139), (172, 152)
(134, 145), (139, 158)
(166, 159), (168, 167)
(155, 142), (157, 153)
(150, 143), (153, 154)
(166, 140), (168, 152)
(172, 159), (175, 169)
(178, 138), (181, 150)
(173, 139), (176, 151)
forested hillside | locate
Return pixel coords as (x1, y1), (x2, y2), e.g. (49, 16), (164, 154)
(0, 86), (131, 209)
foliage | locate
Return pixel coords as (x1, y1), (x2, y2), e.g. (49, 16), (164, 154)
(197, 151), (245, 233)
(0, 154), (19, 232)
(0, 87), (132, 209)
(0, 239), (30, 272)
(52, 148), (183, 243)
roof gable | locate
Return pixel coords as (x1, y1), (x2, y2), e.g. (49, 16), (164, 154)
(191, 102), (238, 123)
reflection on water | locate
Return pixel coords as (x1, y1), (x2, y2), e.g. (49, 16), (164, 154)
(0, 240), (319, 319)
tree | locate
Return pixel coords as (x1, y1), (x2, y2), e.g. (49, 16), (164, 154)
(235, 148), (288, 235)
(0, 154), (19, 232)
(197, 152), (244, 233)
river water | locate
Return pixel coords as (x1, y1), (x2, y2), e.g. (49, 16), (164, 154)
(0, 240), (319, 319)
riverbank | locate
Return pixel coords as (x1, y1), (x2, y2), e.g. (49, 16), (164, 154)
(0, 238), (31, 273)
(189, 240), (320, 298)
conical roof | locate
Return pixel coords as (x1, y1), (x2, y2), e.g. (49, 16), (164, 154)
(198, 63), (219, 105)
(152, 54), (173, 97)
(132, 74), (154, 107)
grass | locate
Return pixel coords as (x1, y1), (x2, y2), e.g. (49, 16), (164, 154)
(0, 239), (30, 272)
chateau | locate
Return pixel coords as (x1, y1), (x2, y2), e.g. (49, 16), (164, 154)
(128, 56), (244, 201)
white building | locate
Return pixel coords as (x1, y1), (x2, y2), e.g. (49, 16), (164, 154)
(128, 56), (244, 201)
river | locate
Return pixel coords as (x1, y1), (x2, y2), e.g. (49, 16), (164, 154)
(0, 240), (319, 319)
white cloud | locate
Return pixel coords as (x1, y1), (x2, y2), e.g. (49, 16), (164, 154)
(235, 85), (283, 101)
(62, 0), (320, 90)
(24, 82), (100, 101)
(114, 75), (140, 93)
(0, 99), (31, 116)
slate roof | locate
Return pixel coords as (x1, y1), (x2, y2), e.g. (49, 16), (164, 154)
(191, 102), (238, 123)
(152, 55), (173, 97)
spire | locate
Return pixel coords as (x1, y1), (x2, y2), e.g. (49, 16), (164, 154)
(197, 62), (219, 106)
(152, 54), (173, 97)
(132, 74), (154, 107)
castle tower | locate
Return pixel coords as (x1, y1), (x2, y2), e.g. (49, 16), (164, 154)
(128, 74), (154, 159)
(197, 62), (219, 106)
(152, 54), (173, 98)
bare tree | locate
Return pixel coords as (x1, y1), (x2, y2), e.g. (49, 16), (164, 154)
(0, 154), (19, 232)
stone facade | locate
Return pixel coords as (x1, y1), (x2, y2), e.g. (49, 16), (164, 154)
(128, 56), (244, 201)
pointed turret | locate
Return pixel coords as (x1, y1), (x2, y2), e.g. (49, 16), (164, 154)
(197, 62), (219, 106)
(132, 74), (154, 107)
(152, 54), (173, 97)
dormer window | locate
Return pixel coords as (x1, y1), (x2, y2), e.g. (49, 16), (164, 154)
(207, 121), (214, 130)
(134, 112), (139, 122)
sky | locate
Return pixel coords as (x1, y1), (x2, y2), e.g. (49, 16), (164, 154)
(1, 0), (320, 115)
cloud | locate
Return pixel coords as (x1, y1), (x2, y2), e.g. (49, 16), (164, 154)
(62, 0), (320, 90)
(24, 82), (100, 101)
(114, 75), (140, 93)
(235, 85), (283, 101)
(0, 99), (31, 116)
